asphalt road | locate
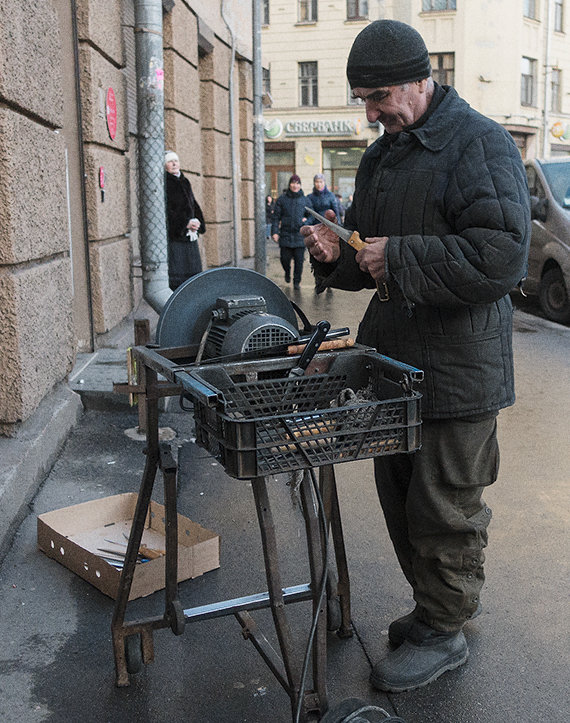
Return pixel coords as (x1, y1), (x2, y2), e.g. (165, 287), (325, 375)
(0, 245), (568, 722)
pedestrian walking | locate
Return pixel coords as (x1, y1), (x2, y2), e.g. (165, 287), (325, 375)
(272, 174), (313, 289)
(302, 19), (530, 693)
(306, 174), (340, 224)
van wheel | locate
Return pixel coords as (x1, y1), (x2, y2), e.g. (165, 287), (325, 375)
(539, 267), (570, 324)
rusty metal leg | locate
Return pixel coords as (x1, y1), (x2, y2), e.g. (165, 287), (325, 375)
(320, 465), (353, 638)
(111, 368), (160, 687)
(251, 476), (301, 713)
(298, 470), (328, 719)
(160, 442), (185, 636)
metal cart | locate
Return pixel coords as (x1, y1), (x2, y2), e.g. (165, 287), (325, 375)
(111, 342), (422, 722)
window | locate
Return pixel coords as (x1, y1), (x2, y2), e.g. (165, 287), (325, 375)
(347, 0), (368, 19)
(430, 53), (455, 86)
(523, 0), (537, 19)
(299, 62), (318, 106)
(521, 56), (537, 106)
(551, 69), (562, 113)
(263, 67), (271, 97)
(554, 0), (564, 31)
(299, 0), (317, 22)
(422, 0), (456, 10)
(262, 0), (269, 25)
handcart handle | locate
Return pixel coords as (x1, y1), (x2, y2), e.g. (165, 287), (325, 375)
(176, 371), (220, 407)
(374, 354), (424, 388)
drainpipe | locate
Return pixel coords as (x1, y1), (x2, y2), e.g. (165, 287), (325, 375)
(252, 0), (266, 274)
(542, 0), (553, 159)
(221, 0), (241, 266)
(135, 0), (171, 312)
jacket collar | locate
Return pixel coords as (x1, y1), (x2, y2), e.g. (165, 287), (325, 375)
(368, 85), (471, 157)
(408, 85), (471, 151)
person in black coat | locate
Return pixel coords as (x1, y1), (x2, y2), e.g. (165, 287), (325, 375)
(271, 174), (312, 288)
(265, 195), (275, 239)
(165, 150), (206, 291)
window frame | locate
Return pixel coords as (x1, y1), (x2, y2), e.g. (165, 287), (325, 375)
(429, 52), (455, 86)
(347, 0), (369, 20)
(421, 0), (456, 11)
(550, 68), (562, 113)
(521, 56), (537, 107)
(298, 0), (318, 23)
(298, 61), (319, 107)
(523, 0), (537, 19)
(262, 0), (270, 26)
(554, 0), (564, 32)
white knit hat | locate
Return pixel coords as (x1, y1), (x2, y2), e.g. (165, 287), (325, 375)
(164, 150), (179, 164)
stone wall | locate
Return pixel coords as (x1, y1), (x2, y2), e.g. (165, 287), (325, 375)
(0, 0), (74, 433)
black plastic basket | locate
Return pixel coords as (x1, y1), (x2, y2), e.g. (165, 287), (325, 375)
(188, 349), (422, 479)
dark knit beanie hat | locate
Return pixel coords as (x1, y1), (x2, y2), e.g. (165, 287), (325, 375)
(289, 174), (301, 184)
(346, 20), (431, 89)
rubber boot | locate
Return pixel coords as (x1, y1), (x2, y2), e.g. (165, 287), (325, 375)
(388, 601), (482, 647)
(370, 620), (469, 693)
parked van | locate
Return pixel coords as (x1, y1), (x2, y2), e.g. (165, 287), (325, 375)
(523, 158), (570, 323)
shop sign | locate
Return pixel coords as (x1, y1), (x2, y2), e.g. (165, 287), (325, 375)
(264, 117), (362, 139)
(285, 119), (358, 137)
(551, 121), (570, 140)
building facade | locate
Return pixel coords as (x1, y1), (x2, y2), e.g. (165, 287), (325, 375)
(0, 0), (255, 436)
(261, 0), (570, 200)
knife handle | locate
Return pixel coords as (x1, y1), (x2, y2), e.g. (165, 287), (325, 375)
(289, 320), (331, 377)
(346, 230), (365, 251)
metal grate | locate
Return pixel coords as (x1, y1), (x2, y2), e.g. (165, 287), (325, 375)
(245, 326), (297, 352)
(190, 350), (422, 479)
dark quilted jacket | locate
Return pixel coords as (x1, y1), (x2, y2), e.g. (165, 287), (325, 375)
(312, 85), (530, 418)
(272, 189), (313, 248)
(305, 186), (340, 224)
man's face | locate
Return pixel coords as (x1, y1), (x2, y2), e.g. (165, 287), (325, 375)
(289, 180), (301, 192)
(314, 178), (325, 191)
(165, 158), (180, 175)
(351, 81), (427, 133)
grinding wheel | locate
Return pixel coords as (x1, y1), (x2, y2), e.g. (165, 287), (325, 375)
(156, 267), (299, 348)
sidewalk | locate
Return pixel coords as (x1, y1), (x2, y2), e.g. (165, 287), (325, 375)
(0, 244), (568, 722)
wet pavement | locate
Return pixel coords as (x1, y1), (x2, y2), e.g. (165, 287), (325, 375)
(0, 241), (568, 722)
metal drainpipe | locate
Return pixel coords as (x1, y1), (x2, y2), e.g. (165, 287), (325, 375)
(221, 0), (241, 266)
(542, 0), (553, 159)
(252, 0), (266, 274)
(135, 0), (171, 313)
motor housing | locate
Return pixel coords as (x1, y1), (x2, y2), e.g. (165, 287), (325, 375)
(204, 295), (299, 358)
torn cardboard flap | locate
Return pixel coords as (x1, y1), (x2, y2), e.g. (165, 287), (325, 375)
(37, 492), (220, 600)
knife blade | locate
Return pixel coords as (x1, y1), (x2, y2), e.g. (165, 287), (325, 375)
(305, 207), (366, 251)
(304, 207), (390, 302)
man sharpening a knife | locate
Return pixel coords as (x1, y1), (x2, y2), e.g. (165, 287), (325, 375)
(301, 20), (530, 693)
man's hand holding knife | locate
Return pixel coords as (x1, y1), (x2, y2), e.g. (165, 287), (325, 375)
(301, 208), (390, 301)
(301, 208), (389, 282)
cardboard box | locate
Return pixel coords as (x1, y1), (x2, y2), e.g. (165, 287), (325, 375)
(37, 493), (220, 600)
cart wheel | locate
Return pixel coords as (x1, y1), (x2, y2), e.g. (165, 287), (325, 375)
(125, 633), (143, 674)
(327, 596), (342, 632)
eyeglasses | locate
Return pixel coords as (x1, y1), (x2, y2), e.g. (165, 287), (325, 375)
(351, 89), (392, 104)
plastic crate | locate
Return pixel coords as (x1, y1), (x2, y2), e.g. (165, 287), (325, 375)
(189, 350), (422, 479)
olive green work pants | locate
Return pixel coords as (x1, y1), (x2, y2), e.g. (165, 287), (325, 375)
(374, 414), (499, 633)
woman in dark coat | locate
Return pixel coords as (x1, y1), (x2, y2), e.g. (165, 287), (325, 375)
(271, 174), (312, 289)
(165, 150), (206, 291)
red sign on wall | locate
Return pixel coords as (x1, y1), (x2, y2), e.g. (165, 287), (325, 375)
(106, 87), (117, 141)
